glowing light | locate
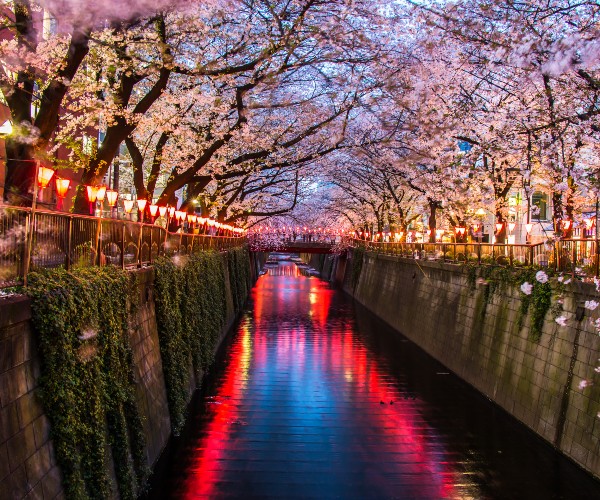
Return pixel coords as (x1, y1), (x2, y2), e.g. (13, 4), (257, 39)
(106, 189), (118, 207)
(55, 178), (70, 198)
(86, 185), (98, 203)
(0, 120), (13, 135)
(149, 204), (159, 217)
(508, 222), (516, 233)
(37, 165), (54, 189)
(562, 220), (572, 231)
(495, 223), (503, 233)
(137, 199), (147, 212)
(159, 206), (167, 217)
(123, 200), (134, 213)
(96, 186), (107, 202)
(525, 223), (533, 233)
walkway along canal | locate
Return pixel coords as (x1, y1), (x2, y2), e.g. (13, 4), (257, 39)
(148, 258), (600, 499)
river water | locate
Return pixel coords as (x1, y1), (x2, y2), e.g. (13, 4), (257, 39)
(148, 259), (600, 499)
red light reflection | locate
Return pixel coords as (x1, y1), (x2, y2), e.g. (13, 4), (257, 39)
(176, 262), (468, 498)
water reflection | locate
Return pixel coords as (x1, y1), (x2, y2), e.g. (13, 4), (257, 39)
(149, 260), (600, 499)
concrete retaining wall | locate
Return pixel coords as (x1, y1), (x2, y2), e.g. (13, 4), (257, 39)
(345, 251), (600, 478)
(0, 296), (63, 500)
(0, 251), (249, 499)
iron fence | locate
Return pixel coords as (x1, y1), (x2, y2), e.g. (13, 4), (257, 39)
(0, 206), (246, 288)
(353, 238), (600, 276)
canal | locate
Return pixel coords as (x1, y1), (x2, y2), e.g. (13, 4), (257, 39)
(148, 258), (600, 499)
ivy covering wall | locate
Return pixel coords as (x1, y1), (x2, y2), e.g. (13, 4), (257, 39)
(24, 246), (252, 499)
(465, 264), (558, 342)
(27, 267), (149, 500)
(153, 247), (251, 435)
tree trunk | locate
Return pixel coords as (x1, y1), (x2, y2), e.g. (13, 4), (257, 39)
(428, 199), (438, 243)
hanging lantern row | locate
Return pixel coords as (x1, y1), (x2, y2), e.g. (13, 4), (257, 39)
(249, 226), (347, 235)
(81, 186), (246, 234)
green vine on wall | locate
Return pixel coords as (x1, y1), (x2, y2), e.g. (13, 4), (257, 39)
(27, 267), (149, 500)
(153, 246), (251, 436)
(464, 263), (557, 343)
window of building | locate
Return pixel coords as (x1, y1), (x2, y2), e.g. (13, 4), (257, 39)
(531, 191), (548, 221)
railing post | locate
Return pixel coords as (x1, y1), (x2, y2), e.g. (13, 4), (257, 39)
(66, 216), (73, 271)
(528, 244), (533, 267)
(95, 216), (102, 266)
(572, 241), (577, 275)
(596, 239), (599, 277)
(477, 243), (481, 265)
(509, 244), (513, 266)
(137, 225), (143, 268)
(121, 223), (125, 270)
(23, 211), (32, 286)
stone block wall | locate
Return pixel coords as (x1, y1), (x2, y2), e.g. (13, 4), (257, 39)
(0, 250), (249, 500)
(346, 252), (600, 478)
(0, 296), (63, 500)
(129, 269), (171, 468)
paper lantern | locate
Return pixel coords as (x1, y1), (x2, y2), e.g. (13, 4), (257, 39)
(37, 165), (54, 189)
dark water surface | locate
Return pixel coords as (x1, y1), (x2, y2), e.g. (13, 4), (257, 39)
(148, 260), (600, 499)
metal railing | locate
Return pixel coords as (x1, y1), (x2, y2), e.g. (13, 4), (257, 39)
(0, 206), (246, 288)
(353, 238), (600, 276)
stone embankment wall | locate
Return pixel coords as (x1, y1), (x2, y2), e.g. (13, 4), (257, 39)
(0, 296), (62, 500)
(0, 248), (257, 499)
(345, 251), (600, 478)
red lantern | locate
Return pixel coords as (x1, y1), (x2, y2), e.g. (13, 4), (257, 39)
(86, 185), (98, 203)
(55, 178), (70, 210)
(37, 165), (54, 190)
(106, 190), (118, 207)
(96, 186), (107, 203)
(86, 185), (98, 215)
(55, 178), (70, 198)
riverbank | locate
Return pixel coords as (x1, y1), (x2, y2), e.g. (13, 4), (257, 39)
(335, 249), (600, 479)
(0, 248), (259, 499)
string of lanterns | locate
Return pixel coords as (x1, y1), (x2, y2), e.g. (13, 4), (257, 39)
(34, 166), (246, 236)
